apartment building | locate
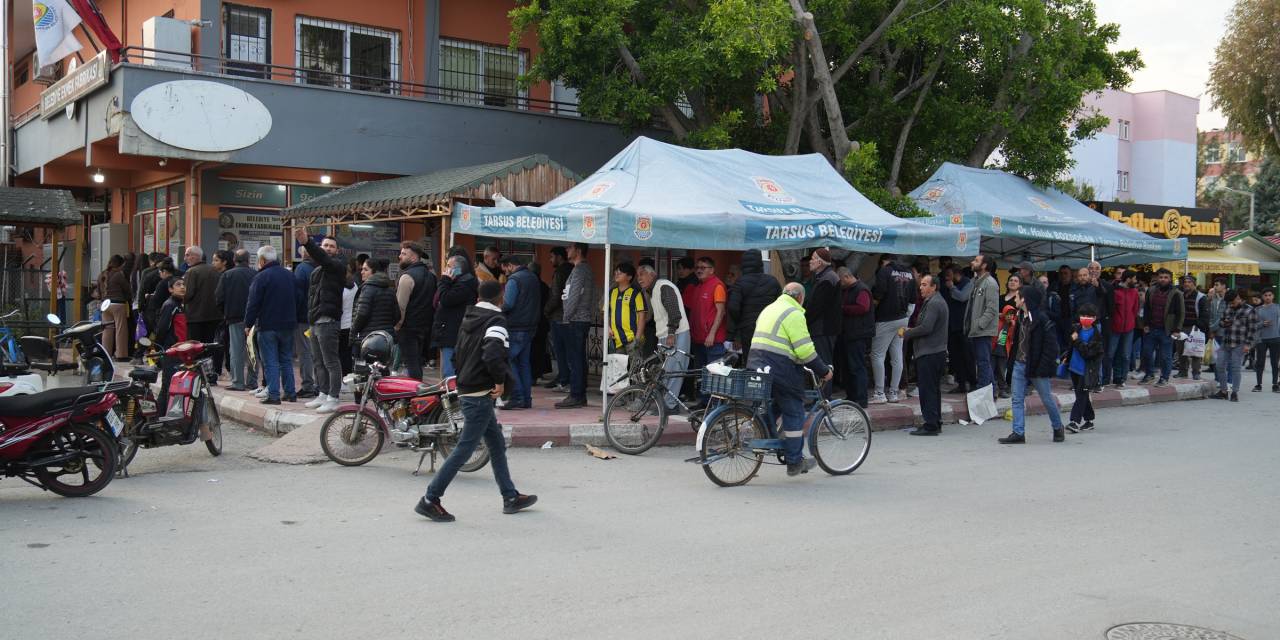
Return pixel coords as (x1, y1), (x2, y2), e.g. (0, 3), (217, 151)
(1067, 89), (1200, 207)
(1199, 129), (1267, 192)
(9, 0), (636, 261)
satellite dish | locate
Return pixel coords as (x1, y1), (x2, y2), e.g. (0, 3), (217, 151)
(130, 80), (272, 152)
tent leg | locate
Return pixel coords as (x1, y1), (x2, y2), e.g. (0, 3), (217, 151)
(602, 242), (612, 412)
(1089, 245), (1096, 262)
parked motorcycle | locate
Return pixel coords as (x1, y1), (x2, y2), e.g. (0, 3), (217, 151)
(320, 332), (489, 475)
(21, 302), (118, 386)
(113, 338), (223, 474)
(0, 381), (127, 497)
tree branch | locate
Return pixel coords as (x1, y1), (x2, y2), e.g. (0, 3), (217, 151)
(617, 42), (692, 139)
(964, 32), (1034, 166)
(887, 52), (944, 193)
(784, 41), (808, 155)
(790, 0), (854, 164)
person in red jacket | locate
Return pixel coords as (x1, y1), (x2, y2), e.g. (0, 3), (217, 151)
(1107, 270), (1141, 388)
(687, 256), (728, 400)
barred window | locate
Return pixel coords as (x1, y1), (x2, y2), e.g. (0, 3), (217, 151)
(225, 4), (270, 78)
(439, 38), (527, 108)
(296, 17), (399, 94)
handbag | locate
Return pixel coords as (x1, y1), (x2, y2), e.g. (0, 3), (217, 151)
(1185, 327), (1206, 358)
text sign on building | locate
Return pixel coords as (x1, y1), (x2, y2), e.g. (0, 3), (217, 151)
(1087, 201), (1223, 248)
(40, 51), (110, 119)
(290, 186), (334, 205)
(215, 180), (288, 208)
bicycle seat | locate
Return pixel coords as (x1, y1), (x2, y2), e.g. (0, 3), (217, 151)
(0, 386), (103, 417)
(129, 367), (160, 383)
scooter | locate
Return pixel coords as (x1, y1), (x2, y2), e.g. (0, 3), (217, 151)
(112, 338), (223, 474)
(20, 302), (118, 387)
(0, 380), (128, 497)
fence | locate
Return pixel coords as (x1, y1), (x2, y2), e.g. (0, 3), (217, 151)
(0, 245), (63, 337)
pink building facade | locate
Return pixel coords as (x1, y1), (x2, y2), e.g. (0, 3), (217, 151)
(1068, 89), (1200, 207)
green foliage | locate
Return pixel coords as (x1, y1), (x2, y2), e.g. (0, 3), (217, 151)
(843, 143), (930, 218)
(1253, 156), (1280, 235)
(1199, 173), (1254, 231)
(1208, 0), (1280, 157)
(1053, 179), (1097, 202)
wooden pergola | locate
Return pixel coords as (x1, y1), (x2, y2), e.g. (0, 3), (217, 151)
(281, 155), (580, 265)
(0, 187), (81, 321)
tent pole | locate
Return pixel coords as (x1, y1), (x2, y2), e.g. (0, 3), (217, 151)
(1089, 245), (1096, 263)
(602, 242), (612, 412)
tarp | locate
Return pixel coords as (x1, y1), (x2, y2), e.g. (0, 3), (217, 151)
(451, 137), (979, 256)
(908, 162), (1187, 267)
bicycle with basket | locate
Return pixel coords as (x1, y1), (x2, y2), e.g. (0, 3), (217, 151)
(690, 366), (872, 487)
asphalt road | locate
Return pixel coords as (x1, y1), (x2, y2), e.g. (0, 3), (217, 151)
(1, 396), (1277, 639)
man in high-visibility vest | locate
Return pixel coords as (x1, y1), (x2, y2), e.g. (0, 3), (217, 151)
(748, 282), (833, 476)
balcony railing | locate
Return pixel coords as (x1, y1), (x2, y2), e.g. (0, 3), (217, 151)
(113, 46), (583, 117)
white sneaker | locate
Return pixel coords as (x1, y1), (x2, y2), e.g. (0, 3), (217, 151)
(905, 386), (918, 398)
(316, 399), (339, 414)
(869, 392), (888, 405)
(305, 394), (328, 409)
(888, 390), (901, 403)
(253, 387), (269, 398)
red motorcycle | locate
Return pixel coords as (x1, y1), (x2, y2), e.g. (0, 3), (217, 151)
(113, 339), (223, 475)
(0, 382), (128, 497)
(320, 333), (489, 475)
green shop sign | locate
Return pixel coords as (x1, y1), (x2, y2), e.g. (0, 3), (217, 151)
(215, 180), (288, 208)
(291, 185), (334, 205)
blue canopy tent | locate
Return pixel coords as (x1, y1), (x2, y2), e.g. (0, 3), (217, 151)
(908, 162), (1187, 268)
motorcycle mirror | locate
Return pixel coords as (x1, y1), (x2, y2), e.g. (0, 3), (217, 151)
(46, 313), (61, 325)
(100, 299), (112, 312)
(138, 337), (152, 347)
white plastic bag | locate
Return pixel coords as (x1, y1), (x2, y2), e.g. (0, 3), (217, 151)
(600, 353), (631, 394)
(966, 384), (999, 425)
(1184, 327), (1206, 358)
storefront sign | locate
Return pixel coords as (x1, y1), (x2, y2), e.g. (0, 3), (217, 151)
(214, 180), (288, 208)
(40, 51), (109, 119)
(290, 185), (334, 205)
(217, 207), (284, 255)
(1088, 201), (1222, 248)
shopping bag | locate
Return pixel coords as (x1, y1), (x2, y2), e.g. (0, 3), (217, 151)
(1184, 328), (1206, 358)
(134, 314), (148, 342)
(966, 384), (999, 425)
(1203, 337), (1215, 365)
(600, 353), (630, 394)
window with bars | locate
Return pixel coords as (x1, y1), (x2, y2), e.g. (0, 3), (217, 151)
(296, 17), (399, 93)
(134, 183), (185, 256)
(439, 38), (527, 108)
(224, 4), (270, 78)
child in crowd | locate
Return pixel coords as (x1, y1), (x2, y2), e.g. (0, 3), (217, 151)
(992, 305), (1018, 398)
(1067, 303), (1104, 432)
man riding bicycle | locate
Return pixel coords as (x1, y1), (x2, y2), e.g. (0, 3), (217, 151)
(748, 282), (833, 476)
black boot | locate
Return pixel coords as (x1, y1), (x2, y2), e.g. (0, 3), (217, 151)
(1053, 429), (1064, 443)
(998, 432), (1025, 444)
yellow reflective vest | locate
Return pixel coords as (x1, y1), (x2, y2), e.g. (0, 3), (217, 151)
(750, 294), (821, 367)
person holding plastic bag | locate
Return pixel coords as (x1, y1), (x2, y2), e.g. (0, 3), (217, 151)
(1174, 275), (1210, 380)
(1067, 304), (1104, 433)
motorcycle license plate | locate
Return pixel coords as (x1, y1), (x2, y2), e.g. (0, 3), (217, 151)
(105, 408), (124, 436)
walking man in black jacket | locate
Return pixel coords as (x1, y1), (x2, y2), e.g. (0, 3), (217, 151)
(727, 250), (781, 361)
(294, 228), (346, 414)
(215, 249), (255, 390)
(999, 287), (1067, 444)
(395, 241), (436, 380)
(416, 280), (537, 522)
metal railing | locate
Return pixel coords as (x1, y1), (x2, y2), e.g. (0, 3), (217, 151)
(116, 46), (583, 117)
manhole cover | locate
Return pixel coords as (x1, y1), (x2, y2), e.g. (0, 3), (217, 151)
(1106, 623), (1245, 640)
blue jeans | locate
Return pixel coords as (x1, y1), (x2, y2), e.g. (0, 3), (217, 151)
(693, 342), (727, 401)
(1217, 345), (1245, 394)
(1143, 328), (1174, 380)
(227, 321), (247, 388)
(1106, 330), (1133, 385)
(508, 330), (533, 406)
(257, 328), (296, 400)
(661, 332), (691, 409)
(425, 395), (517, 501)
(970, 336), (995, 396)
(1011, 361), (1064, 435)
(549, 322), (570, 386)
(563, 321), (590, 400)
(440, 347), (456, 379)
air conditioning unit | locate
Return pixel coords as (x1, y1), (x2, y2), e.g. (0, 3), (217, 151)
(142, 16), (193, 70)
(32, 53), (62, 85)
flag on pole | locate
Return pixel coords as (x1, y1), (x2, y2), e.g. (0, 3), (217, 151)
(32, 0), (84, 66)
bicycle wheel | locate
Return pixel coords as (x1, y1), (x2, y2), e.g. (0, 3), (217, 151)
(603, 385), (668, 454)
(699, 405), (765, 487)
(810, 400), (871, 475)
(320, 409), (384, 466)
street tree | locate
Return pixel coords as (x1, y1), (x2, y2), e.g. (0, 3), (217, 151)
(1208, 0), (1280, 157)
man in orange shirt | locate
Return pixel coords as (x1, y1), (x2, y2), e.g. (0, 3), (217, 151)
(688, 257), (728, 401)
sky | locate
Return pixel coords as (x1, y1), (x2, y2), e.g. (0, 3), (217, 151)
(1093, 0), (1233, 131)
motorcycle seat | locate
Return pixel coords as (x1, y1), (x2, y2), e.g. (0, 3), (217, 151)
(129, 367), (160, 383)
(0, 385), (106, 417)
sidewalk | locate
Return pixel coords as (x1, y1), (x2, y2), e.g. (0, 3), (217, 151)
(166, 359), (1219, 458)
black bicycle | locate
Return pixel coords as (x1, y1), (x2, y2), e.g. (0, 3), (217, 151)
(602, 344), (725, 454)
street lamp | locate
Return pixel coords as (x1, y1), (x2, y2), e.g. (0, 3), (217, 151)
(1219, 185), (1255, 231)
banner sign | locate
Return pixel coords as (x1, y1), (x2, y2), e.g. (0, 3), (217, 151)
(215, 180), (288, 208)
(290, 185), (334, 206)
(41, 51), (109, 118)
(217, 207), (283, 255)
(1088, 201), (1223, 248)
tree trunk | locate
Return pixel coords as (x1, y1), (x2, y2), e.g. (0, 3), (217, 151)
(617, 43), (692, 140)
(790, 0), (854, 165)
(784, 42), (808, 155)
(963, 32), (1034, 167)
(887, 53), (944, 194)
(806, 106), (835, 165)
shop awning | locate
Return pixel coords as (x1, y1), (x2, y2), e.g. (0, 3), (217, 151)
(0, 187), (81, 227)
(908, 163), (1186, 266)
(282, 155), (579, 221)
(1157, 249), (1260, 276)
(450, 136), (979, 255)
